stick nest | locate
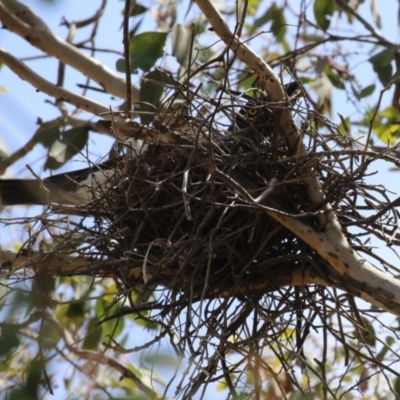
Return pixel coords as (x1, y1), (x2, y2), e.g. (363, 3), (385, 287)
(35, 86), (398, 300)
(82, 94), (321, 296)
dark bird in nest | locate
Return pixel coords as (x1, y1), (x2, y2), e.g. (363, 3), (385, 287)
(228, 81), (300, 133)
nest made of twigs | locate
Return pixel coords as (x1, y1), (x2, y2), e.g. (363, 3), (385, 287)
(51, 92), (342, 299)
(17, 84), (398, 307)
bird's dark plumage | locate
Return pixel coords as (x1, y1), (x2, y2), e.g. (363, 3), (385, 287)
(228, 81), (300, 132)
(283, 81), (300, 97)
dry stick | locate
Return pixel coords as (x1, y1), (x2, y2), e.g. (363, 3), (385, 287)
(43, 312), (159, 399)
(0, 49), (108, 116)
(181, 28), (197, 222)
(123, 0), (133, 113)
(335, 0), (394, 47)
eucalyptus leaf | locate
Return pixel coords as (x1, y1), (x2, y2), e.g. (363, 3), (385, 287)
(140, 70), (174, 124)
(314, 0), (335, 31)
(44, 127), (88, 170)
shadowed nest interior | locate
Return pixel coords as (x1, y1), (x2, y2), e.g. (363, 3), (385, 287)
(75, 92), (323, 295)
(36, 86), (393, 300)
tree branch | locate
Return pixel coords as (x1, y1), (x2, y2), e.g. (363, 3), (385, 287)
(0, 48), (109, 116)
(0, 248), (329, 295)
(0, 0), (139, 103)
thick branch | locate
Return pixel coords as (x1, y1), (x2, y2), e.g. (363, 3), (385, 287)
(0, 250), (100, 276)
(267, 208), (400, 316)
(0, 249), (329, 295)
(0, 0), (139, 103)
(0, 48), (109, 116)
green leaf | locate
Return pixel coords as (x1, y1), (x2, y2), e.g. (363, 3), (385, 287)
(314, 0), (335, 31)
(172, 24), (194, 68)
(374, 122), (398, 143)
(0, 324), (20, 356)
(298, 34), (325, 42)
(35, 127), (61, 147)
(172, 24), (214, 67)
(289, 390), (317, 400)
(369, 48), (394, 69)
(116, 32), (167, 73)
(376, 63), (393, 87)
(253, 5), (274, 31)
(44, 126), (89, 170)
(129, 18), (144, 38)
(315, 57), (329, 74)
(359, 318), (376, 347)
(324, 65), (345, 89)
(352, 83), (376, 100)
(245, 0), (260, 15)
(269, 5), (286, 42)
(394, 377), (400, 398)
(338, 116), (351, 136)
(369, 49), (394, 86)
(359, 84), (376, 98)
(298, 76), (315, 84)
(66, 302), (86, 319)
(61, 126), (88, 154)
(372, 106), (400, 144)
(129, 3), (147, 16)
(103, 303), (125, 338)
(145, 351), (180, 367)
(140, 70), (174, 124)
(377, 336), (395, 361)
(282, 38), (290, 54)
(351, 84), (360, 100)
(369, 0), (382, 28)
(41, 319), (61, 348)
(253, 4), (286, 42)
(82, 318), (103, 350)
(24, 359), (44, 398)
